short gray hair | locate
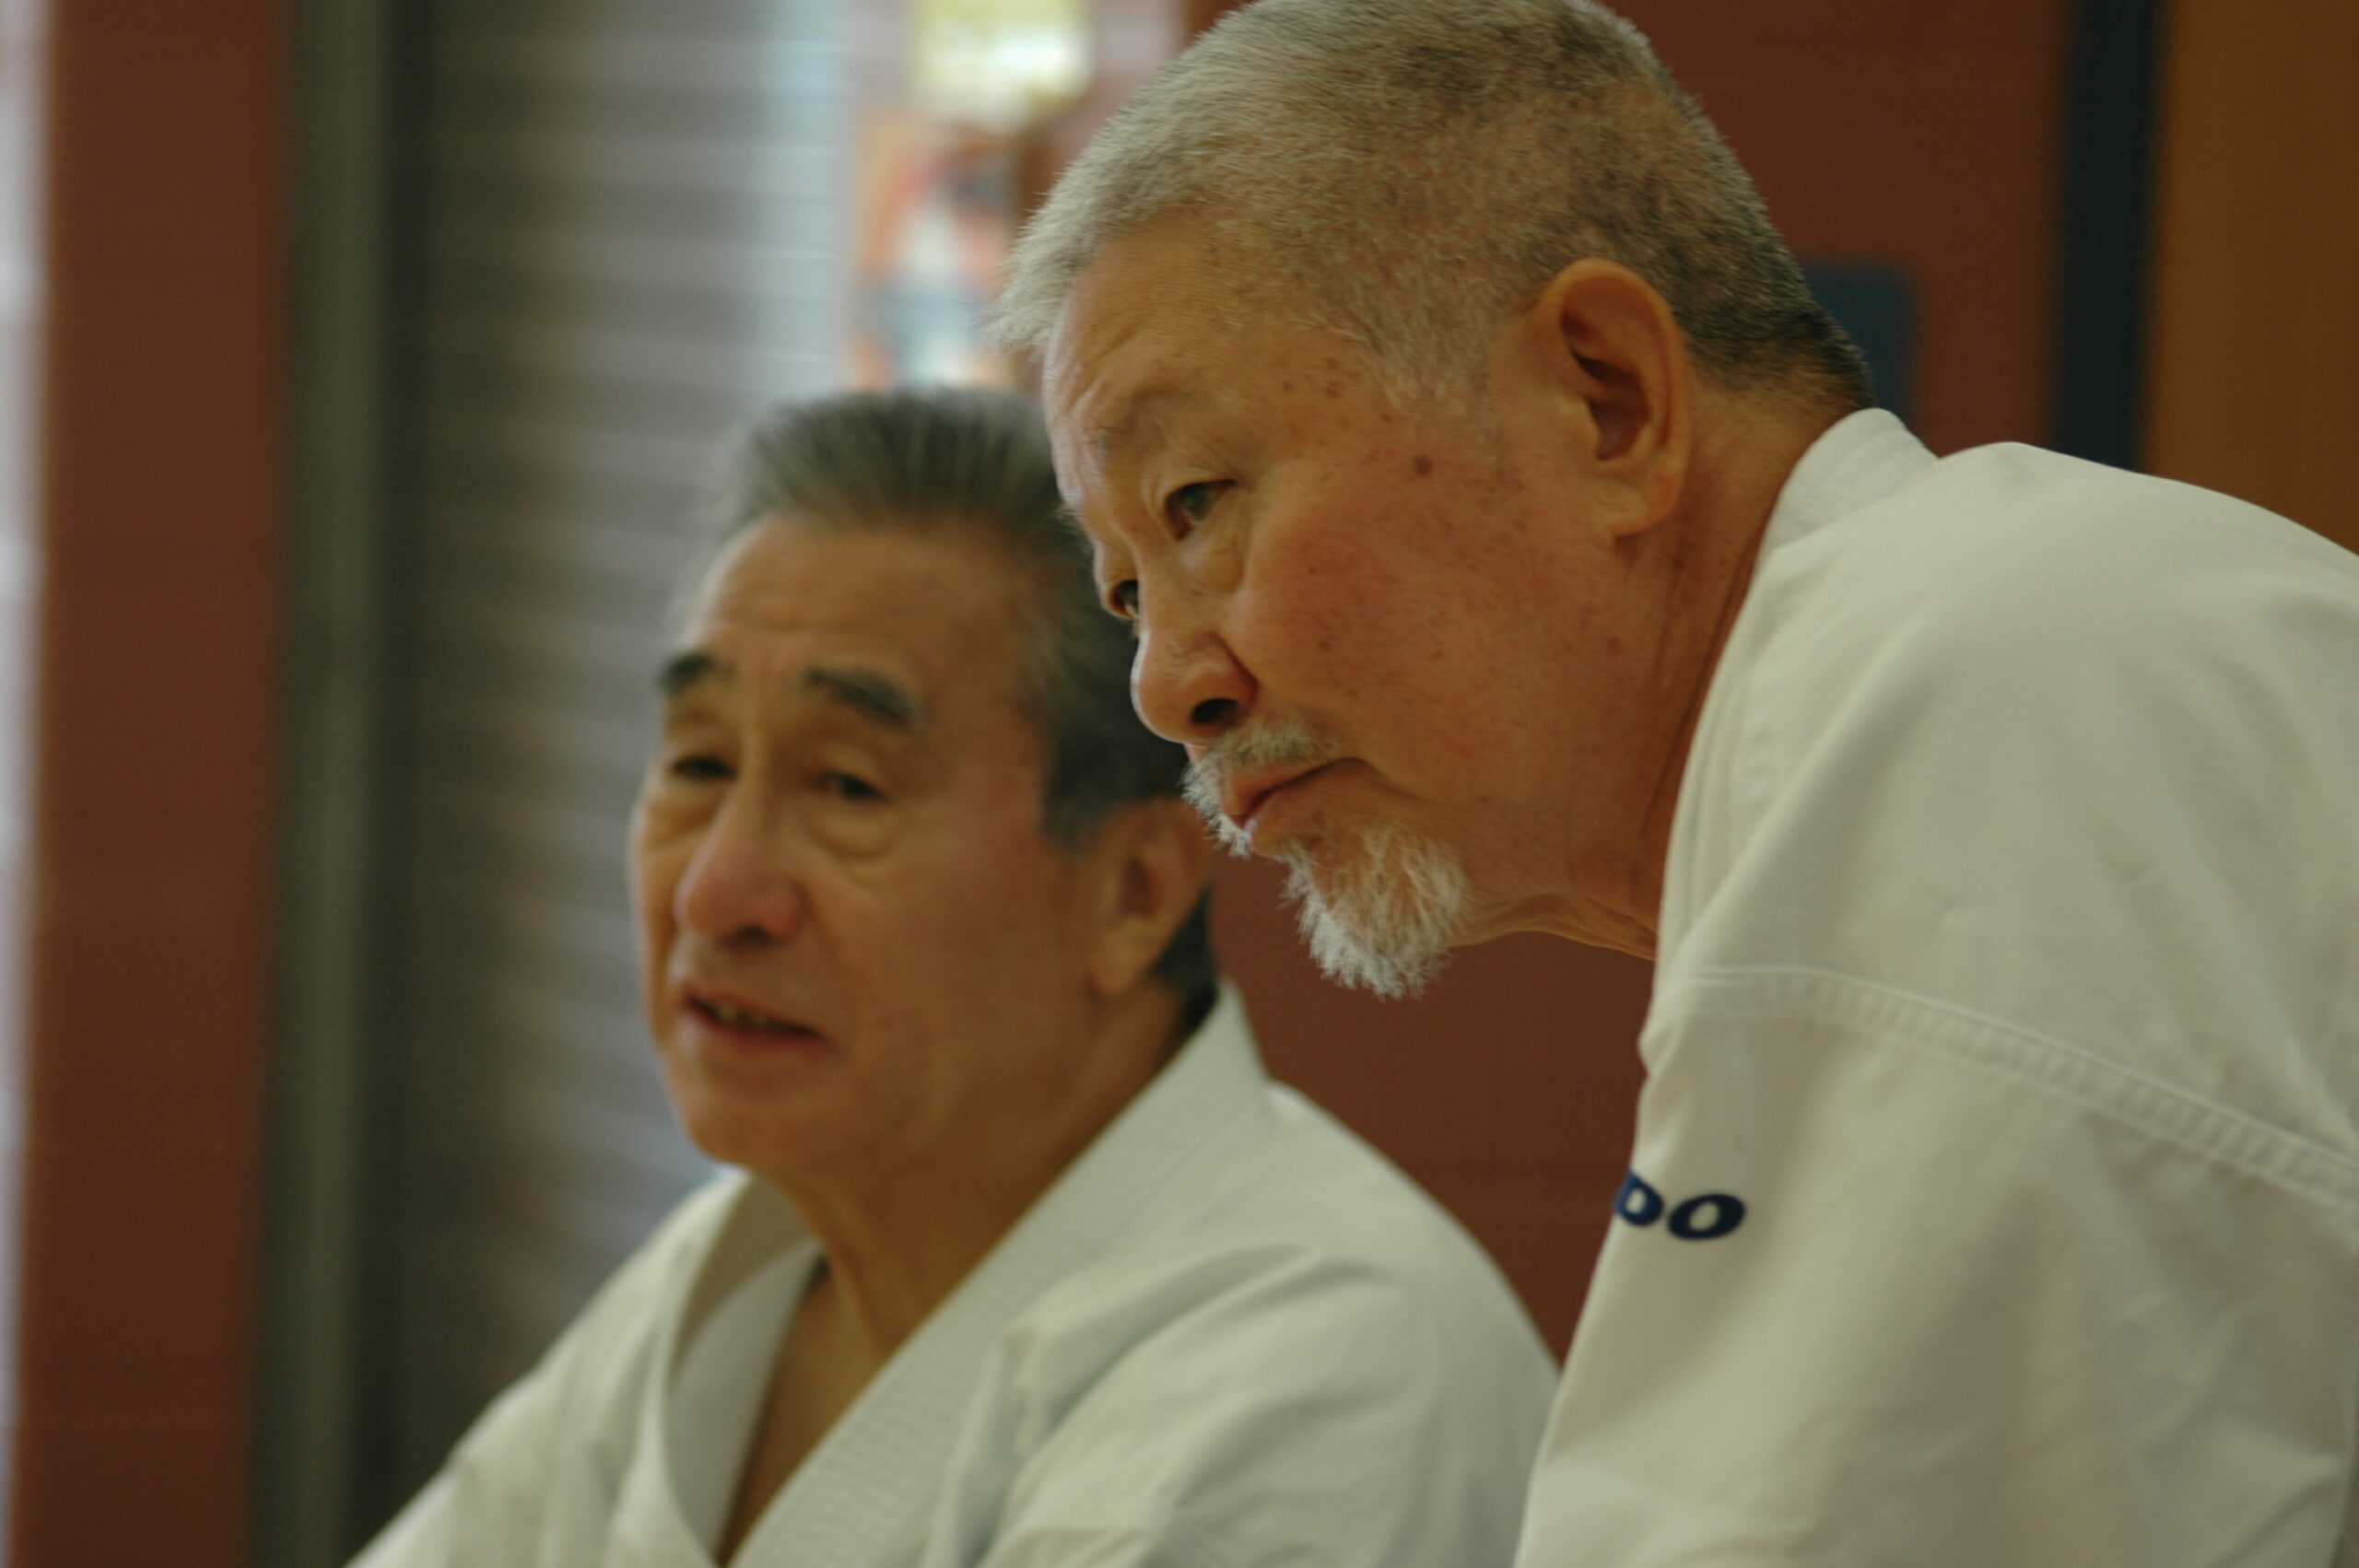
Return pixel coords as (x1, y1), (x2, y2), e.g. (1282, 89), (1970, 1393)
(687, 386), (1218, 1021)
(994, 0), (1870, 409)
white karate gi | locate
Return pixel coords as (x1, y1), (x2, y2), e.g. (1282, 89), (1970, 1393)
(357, 988), (1556, 1568)
(1515, 411), (2359, 1566)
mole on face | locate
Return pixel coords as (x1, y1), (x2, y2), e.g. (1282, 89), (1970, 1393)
(1413, 454), (1434, 477)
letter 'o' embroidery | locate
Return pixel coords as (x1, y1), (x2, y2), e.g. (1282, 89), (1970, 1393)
(1667, 1192), (1746, 1241)
(1614, 1171), (1665, 1225)
(1614, 1171), (1746, 1240)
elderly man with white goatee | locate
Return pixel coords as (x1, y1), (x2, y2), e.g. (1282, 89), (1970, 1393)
(999, 1), (2359, 1564)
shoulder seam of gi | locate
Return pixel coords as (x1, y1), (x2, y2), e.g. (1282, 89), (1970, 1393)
(1665, 963), (2359, 1215)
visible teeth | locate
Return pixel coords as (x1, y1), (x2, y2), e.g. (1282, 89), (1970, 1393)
(709, 1000), (784, 1032)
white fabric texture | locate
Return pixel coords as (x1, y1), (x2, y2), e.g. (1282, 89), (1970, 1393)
(354, 988), (1556, 1568)
(1514, 411), (2359, 1567)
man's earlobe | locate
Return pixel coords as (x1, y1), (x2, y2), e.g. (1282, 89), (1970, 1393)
(1089, 800), (1214, 999)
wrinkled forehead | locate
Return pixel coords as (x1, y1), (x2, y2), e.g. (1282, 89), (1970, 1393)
(678, 519), (1036, 721)
(1040, 220), (1265, 479)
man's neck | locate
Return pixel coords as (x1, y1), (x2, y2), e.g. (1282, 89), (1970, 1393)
(773, 985), (1184, 1358)
(717, 985), (1188, 1560)
(1619, 396), (1847, 955)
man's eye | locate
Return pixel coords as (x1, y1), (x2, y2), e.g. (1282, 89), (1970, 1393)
(822, 771), (884, 803)
(669, 754), (732, 782)
(1162, 481), (1224, 532)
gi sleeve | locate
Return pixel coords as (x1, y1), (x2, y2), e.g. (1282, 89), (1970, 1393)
(346, 1175), (736, 1567)
(1514, 965), (2359, 1567)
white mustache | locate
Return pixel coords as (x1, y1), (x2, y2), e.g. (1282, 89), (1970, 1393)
(1181, 716), (1333, 856)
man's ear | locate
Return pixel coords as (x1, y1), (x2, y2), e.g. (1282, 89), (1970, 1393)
(1085, 797), (1215, 1000)
(1505, 257), (1694, 538)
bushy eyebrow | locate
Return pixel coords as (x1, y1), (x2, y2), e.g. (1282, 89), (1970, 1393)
(654, 651), (924, 731)
(658, 649), (722, 699)
(803, 666), (923, 731)
(1090, 384), (1206, 466)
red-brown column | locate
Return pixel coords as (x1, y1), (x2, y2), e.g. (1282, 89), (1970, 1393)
(2145, 0), (2359, 554)
(8, 2), (285, 1562)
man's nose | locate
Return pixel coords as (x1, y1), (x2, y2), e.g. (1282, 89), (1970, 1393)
(674, 791), (805, 945)
(1131, 610), (1255, 746)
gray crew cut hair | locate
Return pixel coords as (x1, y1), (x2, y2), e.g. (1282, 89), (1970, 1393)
(992, 0), (1871, 410)
(686, 386), (1218, 1025)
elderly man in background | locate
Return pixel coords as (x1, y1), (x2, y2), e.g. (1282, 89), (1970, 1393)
(353, 387), (1555, 1568)
(1002, 1), (2359, 1563)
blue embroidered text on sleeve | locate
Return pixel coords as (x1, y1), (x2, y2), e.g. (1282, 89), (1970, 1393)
(1615, 1171), (1746, 1240)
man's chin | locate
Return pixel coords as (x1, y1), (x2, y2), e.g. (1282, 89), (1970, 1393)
(1276, 824), (1472, 1001)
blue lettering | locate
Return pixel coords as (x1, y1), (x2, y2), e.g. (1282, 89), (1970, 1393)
(1615, 1172), (1748, 1240)
(1668, 1193), (1746, 1241)
(1614, 1171), (1665, 1226)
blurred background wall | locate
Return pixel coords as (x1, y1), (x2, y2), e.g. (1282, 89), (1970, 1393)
(365, 0), (850, 1501)
(8, 0), (286, 1560)
(0, 0), (41, 1549)
(0, 1), (2349, 1564)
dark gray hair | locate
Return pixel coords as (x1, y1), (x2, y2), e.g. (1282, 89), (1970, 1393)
(994, 0), (1871, 411)
(688, 385), (1217, 1024)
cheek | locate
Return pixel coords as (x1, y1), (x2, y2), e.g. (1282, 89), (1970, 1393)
(1249, 478), (1560, 754)
(627, 822), (687, 982)
(1243, 499), (1464, 698)
(843, 803), (1079, 996)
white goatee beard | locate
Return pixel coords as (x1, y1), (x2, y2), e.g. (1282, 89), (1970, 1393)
(1278, 820), (1469, 1000)
(1185, 728), (1470, 1000)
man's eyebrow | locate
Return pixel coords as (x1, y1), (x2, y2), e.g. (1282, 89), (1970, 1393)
(657, 649), (725, 699)
(803, 665), (924, 731)
(656, 653), (922, 731)
(1091, 385), (1204, 465)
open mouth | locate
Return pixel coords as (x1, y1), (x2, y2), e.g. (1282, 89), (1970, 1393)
(686, 990), (818, 1043)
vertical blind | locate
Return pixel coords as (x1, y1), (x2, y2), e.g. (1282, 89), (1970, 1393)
(383, 0), (851, 1501)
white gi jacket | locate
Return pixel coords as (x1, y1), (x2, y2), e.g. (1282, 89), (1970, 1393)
(1515, 411), (2359, 1566)
(357, 989), (1555, 1568)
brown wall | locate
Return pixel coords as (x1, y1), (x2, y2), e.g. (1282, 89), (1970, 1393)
(2144, 0), (2359, 554)
(1627, 0), (2071, 454)
(1199, 0), (2077, 1352)
(8, 4), (285, 1562)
